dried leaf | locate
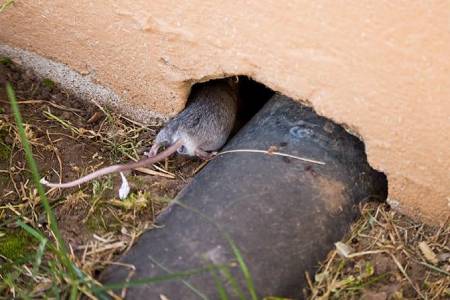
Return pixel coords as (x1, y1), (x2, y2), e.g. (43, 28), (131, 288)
(335, 242), (354, 258)
(333, 275), (356, 290)
(87, 111), (104, 124)
(315, 271), (329, 283)
(437, 252), (450, 263)
(418, 241), (438, 265)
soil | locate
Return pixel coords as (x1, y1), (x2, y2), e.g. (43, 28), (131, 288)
(0, 58), (202, 270)
(305, 202), (450, 299)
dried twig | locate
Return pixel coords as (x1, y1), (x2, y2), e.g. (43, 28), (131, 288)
(217, 149), (325, 165)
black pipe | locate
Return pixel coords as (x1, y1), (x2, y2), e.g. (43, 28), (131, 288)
(100, 94), (387, 299)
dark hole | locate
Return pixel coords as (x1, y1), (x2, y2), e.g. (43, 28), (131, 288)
(236, 76), (274, 126)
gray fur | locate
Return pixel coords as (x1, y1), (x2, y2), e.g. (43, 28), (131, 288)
(154, 79), (238, 156)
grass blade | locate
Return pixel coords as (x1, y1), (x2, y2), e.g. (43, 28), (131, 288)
(34, 238), (48, 274)
(7, 82), (78, 279)
(209, 265), (229, 300)
(174, 200), (257, 300)
(148, 255), (209, 300)
(17, 220), (48, 275)
(226, 236), (257, 300)
(220, 264), (247, 300)
(0, 0), (14, 13)
(16, 219), (47, 242)
(94, 264), (226, 292)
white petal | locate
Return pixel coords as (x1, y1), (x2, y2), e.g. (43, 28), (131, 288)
(118, 172), (130, 200)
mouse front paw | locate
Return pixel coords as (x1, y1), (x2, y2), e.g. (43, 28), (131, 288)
(145, 143), (160, 157)
(195, 149), (216, 161)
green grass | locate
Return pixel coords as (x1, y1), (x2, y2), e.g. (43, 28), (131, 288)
(4, 81), (264, 299)
(0, 57), (13, 65)
(7, 82), (84, 299)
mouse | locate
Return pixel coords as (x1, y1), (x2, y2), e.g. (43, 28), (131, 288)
(40, 79), (238, 189)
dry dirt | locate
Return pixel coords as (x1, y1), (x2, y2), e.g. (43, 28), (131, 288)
(305, 203), (450, 300)
(0, 58), (202, 284)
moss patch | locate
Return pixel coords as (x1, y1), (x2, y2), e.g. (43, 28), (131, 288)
(0, 230), (33, 262)
(42, 78), (55, 89)
(0, 141), (11, 161)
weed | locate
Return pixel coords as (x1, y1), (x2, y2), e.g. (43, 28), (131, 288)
(42, 78), (55, 89)
(6, 82), (89, 298)
(0, 57), (12, 66)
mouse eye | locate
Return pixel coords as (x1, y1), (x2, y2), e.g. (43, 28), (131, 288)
(177, 145), (187, 154)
